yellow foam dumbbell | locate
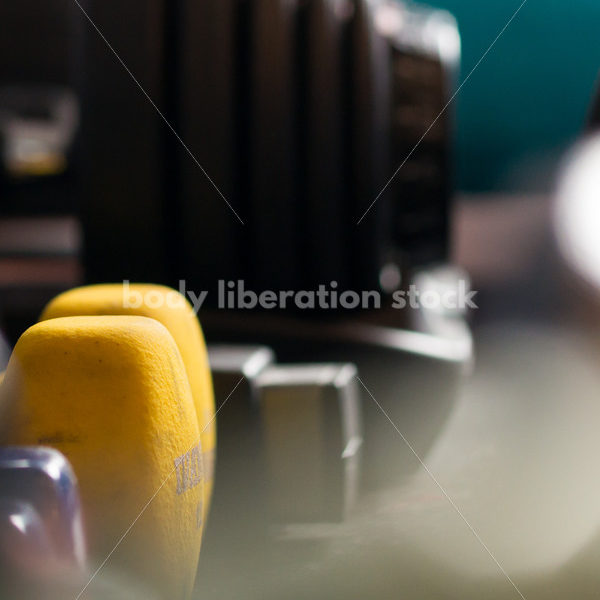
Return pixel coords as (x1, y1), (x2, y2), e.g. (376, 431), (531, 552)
(40, 283), (216, 517)
(0, 316), (204, 599)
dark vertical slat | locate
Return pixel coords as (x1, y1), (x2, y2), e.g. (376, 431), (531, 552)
(305, 0), (352, 290)
(351, 0), (393, 291)
(178, 0), (240, 297)
(250, 0), (300, 292)
(386, 6), (459, 268)
(79, 0), (168, 284)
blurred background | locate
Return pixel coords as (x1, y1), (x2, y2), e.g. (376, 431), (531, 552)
(1, 0), (599, 326)
(2, 0), (600, 598)
(433, 0), (600, 192)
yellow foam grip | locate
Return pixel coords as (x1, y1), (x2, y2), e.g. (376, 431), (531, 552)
(0, 316), (203, 599)
(40, 284), (216, 517)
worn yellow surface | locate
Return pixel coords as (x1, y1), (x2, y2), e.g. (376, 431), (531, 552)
(40, 284), (216, 514)
(0, 316), (203, 599)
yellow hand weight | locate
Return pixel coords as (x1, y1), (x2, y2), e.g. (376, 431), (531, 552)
(40, 283), (216, 516)
(0, 316), (203, 599)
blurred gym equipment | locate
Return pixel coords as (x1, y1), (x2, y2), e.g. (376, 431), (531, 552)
(13, 0), (600, 598)
(0, 86), (78, 180)
(0, 447), (86, 599)
(258, 363), (362, 522)
(79, 0), (458, 293)
(203, 265), (471, 488)
(0, 316), (204, 599)
(193, 267), (471, 600)
(40, 283), (217, 518)
(211, 351), (362, 524)
(0, 498), (62, 599)
(0, 446), (86, 568)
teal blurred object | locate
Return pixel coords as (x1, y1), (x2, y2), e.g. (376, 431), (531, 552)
(424, 0), (600, 192)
